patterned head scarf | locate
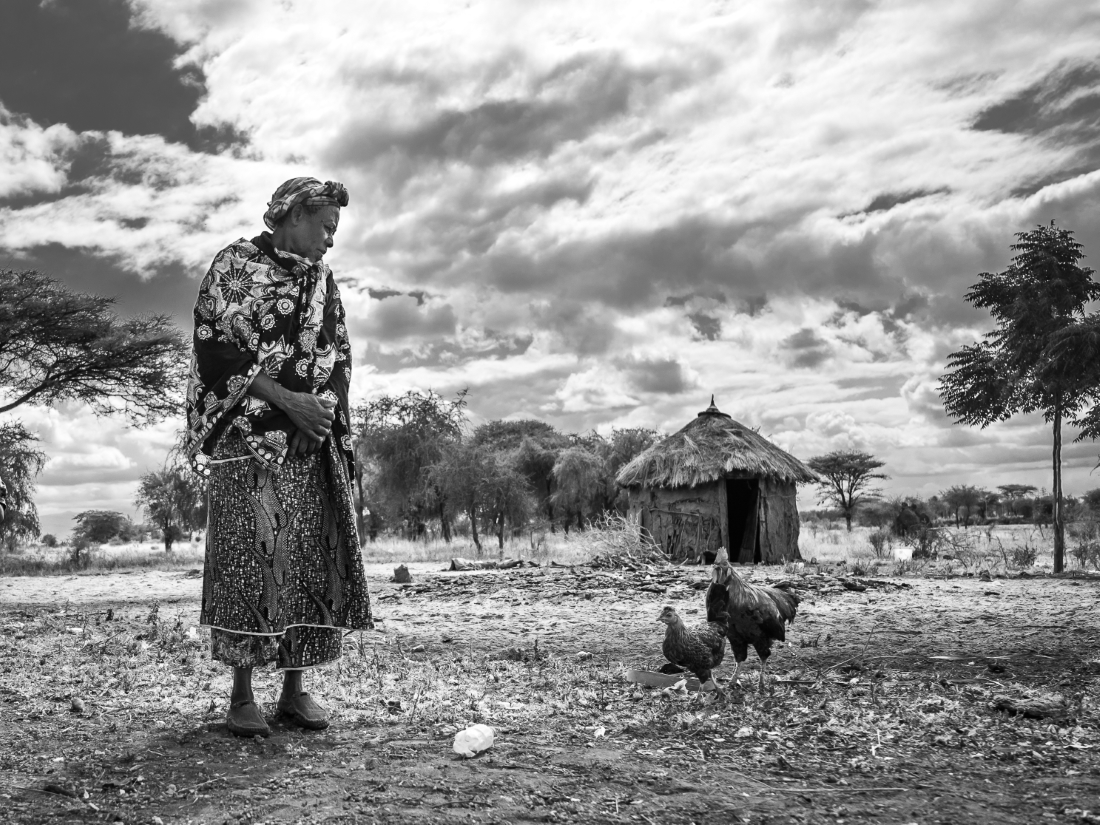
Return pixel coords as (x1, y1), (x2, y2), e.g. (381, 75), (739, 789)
(263, 177), (349, 230)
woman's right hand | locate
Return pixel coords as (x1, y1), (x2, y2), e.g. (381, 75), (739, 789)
(282, 392), (338, 442)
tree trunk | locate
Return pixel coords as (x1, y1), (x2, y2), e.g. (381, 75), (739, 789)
(163, 520), (173, 553)
(1053, 406), (1064, 573)
(546, 480), (556, 532)
(843, 511), (852, 532)
(439, 500), (452, 543)
(496, 510), (505, 550)
(470, 506), (482, 556)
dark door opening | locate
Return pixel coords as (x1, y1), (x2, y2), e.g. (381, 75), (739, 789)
(726, 479), (760, 564)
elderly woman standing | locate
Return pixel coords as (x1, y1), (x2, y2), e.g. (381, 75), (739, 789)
(186, 177), (372, 737)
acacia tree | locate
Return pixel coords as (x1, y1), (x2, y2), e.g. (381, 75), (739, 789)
(353, 389), (468, 540)
(427, 443), (536, 553)
(600, 427), (660, 515)
(998, 483), (1037, 519)
(806, 450), (887, 531)
(472, 420), (568, 527)
(550, 445), (604, 531)
(939, 223), (1100, 572)
(0, 422), (46, 552)
(135, 466), (205, 552)
(0, 269), (188, 424)
(940, 484), (988, 528)
(426, 441), (492, 553)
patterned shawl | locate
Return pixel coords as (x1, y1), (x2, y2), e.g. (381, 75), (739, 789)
(185, 233), (354, 478)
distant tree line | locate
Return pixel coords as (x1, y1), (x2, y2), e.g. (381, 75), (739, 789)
(804, 482), (1100, 533)
(352, 389), (659, 552)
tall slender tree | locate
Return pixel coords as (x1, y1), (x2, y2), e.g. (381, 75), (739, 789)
(939, 223), (1100, 572)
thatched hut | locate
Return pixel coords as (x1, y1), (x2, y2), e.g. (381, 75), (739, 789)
(616, 398), (817, 564)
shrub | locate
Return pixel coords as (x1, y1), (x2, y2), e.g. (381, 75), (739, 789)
(868, 528), (891, 558)
(1068, 519), (1100, 571)
(1011, 543), (1039, 568)
(903, 525), (940, 559)
(41, 534), (58, 548)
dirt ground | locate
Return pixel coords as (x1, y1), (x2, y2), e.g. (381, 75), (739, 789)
(1, 562), (1099, 824)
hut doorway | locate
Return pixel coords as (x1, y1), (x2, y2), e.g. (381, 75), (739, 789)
(726, 479), (761, 564)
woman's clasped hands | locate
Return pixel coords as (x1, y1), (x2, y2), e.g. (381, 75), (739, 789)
(285, 393), (338, 455)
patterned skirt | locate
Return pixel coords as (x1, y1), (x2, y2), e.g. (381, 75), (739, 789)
(200, 429), (372, 668)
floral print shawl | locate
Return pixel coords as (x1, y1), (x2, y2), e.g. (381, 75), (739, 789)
(185, 233), (354, 478)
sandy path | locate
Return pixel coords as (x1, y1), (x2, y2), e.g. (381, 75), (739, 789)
(0, 562), (451, 606)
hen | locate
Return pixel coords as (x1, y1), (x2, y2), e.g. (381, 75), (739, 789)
(657, 579), (730, 691)
(707, 547), (800, 689)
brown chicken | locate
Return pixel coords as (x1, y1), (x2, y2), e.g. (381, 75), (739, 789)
(657, 580), (730, 691)
(707, 547), (800, 689)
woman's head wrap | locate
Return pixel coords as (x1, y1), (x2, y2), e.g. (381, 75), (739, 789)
(263, 177), (349, 230)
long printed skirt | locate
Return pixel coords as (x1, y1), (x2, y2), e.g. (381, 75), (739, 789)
(201, 429), (372, 670)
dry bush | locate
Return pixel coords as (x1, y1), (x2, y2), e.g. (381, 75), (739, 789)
(586, 513), (667, 568)
(1068, 519), (1100, 570)
(868, 528), (891, 559)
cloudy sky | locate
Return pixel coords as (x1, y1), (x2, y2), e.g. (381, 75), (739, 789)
(2, 0), (1099, 536)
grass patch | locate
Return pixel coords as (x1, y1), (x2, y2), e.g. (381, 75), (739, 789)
(0, 542), (205, 577)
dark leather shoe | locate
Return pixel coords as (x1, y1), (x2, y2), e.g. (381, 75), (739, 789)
(226, 699), (270, 738)
(276, 691), (330, 730)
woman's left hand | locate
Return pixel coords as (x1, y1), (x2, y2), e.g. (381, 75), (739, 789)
(289, 428), (324, 455)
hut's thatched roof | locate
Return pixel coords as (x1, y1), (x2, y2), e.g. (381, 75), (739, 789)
(616, 398), (818, 489)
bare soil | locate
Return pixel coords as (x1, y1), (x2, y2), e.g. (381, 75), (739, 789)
(1, 563), (1099, 824)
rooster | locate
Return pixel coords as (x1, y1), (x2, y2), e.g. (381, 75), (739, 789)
(656, 579), (730, 692)
(707, 547), (799, 689)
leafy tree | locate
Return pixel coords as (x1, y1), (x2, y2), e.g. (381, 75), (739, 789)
(550, 445), (604, 531)
(600, 427), (659, 515)
(478, 453), (536, 550)
(0, 269), (188, 425)
(0, 422), (46, 551)
(353, 389), (468, 540)
(426, 441), (493, 553)
(806, 450), (888, 531)
(940, 484), (989, 527)
(997, 483), (1038, 519)
(73, 510), (132, 545)
(135, 466), (205, 552)
(939, 223), (1100, 572)
(1083, 488), (1100, 513)
(424, 440), (537, 553)
(472, 420), (568, 527)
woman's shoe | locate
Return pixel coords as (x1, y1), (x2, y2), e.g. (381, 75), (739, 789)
(276, 691), (330, 730)
(226, 699), (271, 738)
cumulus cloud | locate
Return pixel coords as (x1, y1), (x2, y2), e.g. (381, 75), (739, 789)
(4, 0), (1100, 530)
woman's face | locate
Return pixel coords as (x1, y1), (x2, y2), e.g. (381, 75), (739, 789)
(286, 203), (340, 262)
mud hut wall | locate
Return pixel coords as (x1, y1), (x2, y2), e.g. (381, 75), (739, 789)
(758, 477), (802, 563)
(628, 484), (723, 562)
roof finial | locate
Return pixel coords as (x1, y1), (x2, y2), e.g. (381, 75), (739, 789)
(698, 395), (728, 418)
